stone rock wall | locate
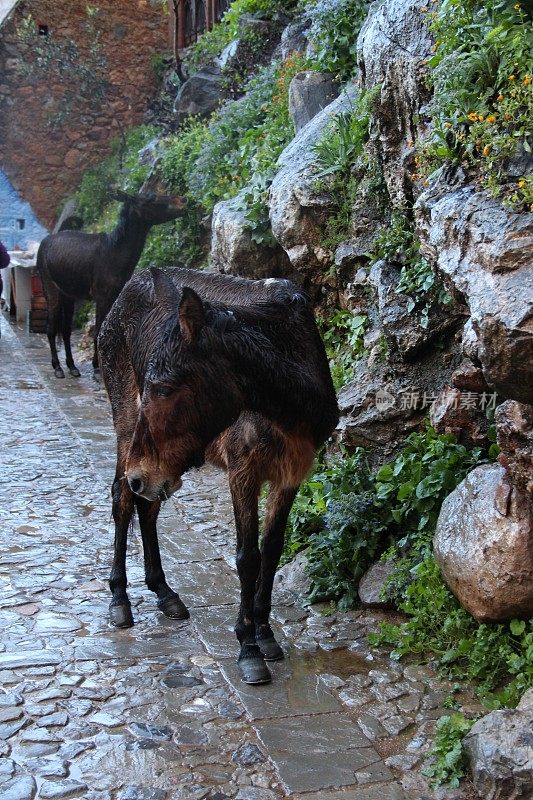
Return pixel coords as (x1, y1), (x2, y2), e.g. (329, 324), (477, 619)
(415, 171), (533, 405)
(0, 0), (168, 227)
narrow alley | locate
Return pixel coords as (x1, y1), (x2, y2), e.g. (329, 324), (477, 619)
(0, 317), (453, 800)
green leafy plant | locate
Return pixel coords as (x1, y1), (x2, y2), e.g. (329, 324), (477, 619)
(418, 0), (533, 209)
(318, 309), (368, 390)
(423, 713), (475, 788)
(312, 87), (385, 253)
(161, 53), (308, 245)
(286, 425), (487, 608)
(371, 557), (533, 708)
(305, 0), (369, 81)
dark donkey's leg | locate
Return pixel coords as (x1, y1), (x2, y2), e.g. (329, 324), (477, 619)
(44, 284), (65, 378)
(109, 472), (135, 628)
(60, 295), (81, 377)
(134, 495), (189, 620)
(93, 297), (115, 379)
(229, 468), (271, 685)
(255, 484), (298, 662)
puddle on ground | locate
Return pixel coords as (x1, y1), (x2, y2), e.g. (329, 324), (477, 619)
(294, 647), (379, 679)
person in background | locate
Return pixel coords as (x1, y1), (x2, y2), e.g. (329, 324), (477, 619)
(0, 240), (10, 311)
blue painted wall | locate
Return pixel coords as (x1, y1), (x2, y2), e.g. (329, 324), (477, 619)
(0, 169), (48, 250)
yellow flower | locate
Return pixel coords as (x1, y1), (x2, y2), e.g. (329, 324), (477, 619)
(524, 75), (531, 85)
(497, 94), (504, 101)
(509, 74), (515, 80)
(514, 2), (520, 8)
(478, 114), (485, 121)
(486, 115), (496, 123)
(518, 179), (526, 188)
(468, 112), (478, 122)
(444, 122), (452, 128)
(483, 145), (490, 156)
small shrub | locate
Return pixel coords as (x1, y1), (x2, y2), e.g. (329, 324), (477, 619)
(418, 0), (533, 209)
(423, 713), (475, 788)
(317, 309), (368, 390)
(305, 0), (369, 81)
(286, 425), (487, 608)
(161, 53), (308, 245)
(187, 0), (292, 73)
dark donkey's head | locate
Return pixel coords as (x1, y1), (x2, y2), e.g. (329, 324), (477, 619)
(111, 189), (187, 227)
(126, 270), (245, 501)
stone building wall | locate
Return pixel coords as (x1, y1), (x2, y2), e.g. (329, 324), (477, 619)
(0, 0), (169, 228)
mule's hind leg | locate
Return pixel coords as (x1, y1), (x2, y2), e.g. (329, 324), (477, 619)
(44, 285), (65, 378)
(229, 468), (271, 685)
(60, 296), (81, 377)
(109, 473), (135, 627)
(255, 484), (298, 661)
(134, 495), (189, 620)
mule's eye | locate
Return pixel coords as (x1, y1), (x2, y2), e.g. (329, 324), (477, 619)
(153, 384), (175, 398)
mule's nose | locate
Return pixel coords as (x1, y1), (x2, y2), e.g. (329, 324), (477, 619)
(128, 476), (144, 495)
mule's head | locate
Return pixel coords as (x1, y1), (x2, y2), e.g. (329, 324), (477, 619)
(125, 269), (243, 501)
(112, 190), (187, 225)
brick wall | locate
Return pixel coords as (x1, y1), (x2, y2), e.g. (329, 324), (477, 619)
(0, 0), (169, 228)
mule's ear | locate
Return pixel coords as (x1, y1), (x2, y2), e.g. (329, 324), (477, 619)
(179, 287), (205, 345)
(151, 267), (180, 311)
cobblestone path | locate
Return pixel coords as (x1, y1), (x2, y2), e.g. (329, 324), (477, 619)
(0, 318), (477, 800)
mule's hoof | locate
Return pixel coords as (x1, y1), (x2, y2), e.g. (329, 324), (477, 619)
(69, 367), (81, 378)
(257, 636), (284, 662)
(157, 594), (190, 620)
(238, 649), (272, 685)
(109, 602), (134, 628)
(54, 367), (65, 379)
(256, 624), (284, 661)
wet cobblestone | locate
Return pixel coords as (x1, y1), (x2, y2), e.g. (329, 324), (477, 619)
(0, 319), (478, 800)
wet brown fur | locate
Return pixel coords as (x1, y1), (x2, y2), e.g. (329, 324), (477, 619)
(98, 267), (338, 676)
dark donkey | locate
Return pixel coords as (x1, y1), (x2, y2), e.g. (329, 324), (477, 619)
(37, 191), (186, 379)
(98, 267), (339, 684)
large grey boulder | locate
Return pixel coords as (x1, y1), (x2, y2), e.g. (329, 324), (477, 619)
(288, 71), (339, 133)
(415, 176), (533, 404)
(357, 0), (433, 206)
(174, 66), (223, 123)
(464, 691), (533, 800)
(433, 463), (533, 622)
(210, 192), (291, 279)
(269, 86), (357, 279)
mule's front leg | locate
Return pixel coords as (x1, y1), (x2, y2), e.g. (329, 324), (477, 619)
(135, 496), (189, 620)
(255, 485), (298, 662)
(230, 475), (271, 685)
(109, 475), (135, 628)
